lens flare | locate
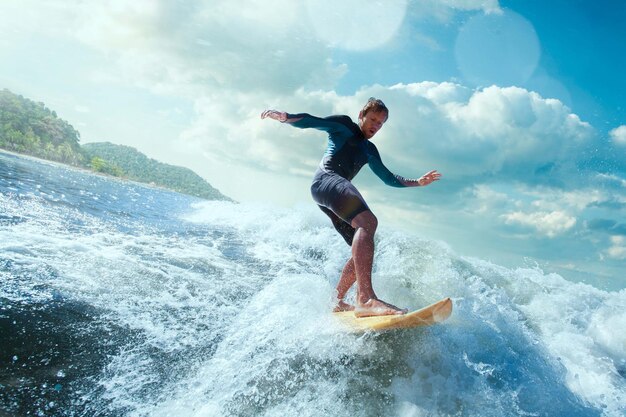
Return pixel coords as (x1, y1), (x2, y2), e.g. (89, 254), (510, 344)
(455, 9), (541, 87)
(306, 0), (407, 51)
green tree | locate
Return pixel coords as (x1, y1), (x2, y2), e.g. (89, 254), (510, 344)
(90, 156), (124, 177)
(0, 89), (85, 165)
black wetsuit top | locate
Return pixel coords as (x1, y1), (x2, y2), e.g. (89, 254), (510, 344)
(286, 113), (409, 245)
(287, 113), (408, 186)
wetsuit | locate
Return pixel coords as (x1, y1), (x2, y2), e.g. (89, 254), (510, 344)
(286, 113), (410, 245)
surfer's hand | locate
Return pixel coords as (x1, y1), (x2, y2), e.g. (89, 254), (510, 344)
(417, 170), (441, 186)
(261, 110), (287, 122)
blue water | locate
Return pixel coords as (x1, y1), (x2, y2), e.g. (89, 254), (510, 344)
(1, 151), (624, 417)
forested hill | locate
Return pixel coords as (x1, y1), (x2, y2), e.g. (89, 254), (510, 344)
(0, 88), (231, 201)
(0, 89), (83, 165)
(82, 142), (231, 201)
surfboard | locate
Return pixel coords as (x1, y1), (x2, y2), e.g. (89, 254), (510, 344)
(333, 297), (452, 332)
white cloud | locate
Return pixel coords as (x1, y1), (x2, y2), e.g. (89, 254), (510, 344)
(606, 236), (626, 260)
(26, 0), (343, 97)
(441, 0), (500, 11)
(501, 210), (577, 237)
(596, 173), (626, 188)
(468, 184), (513, 213)
(373, 83), (594, 181)
(609, 125), (626, 146)
(399, 81), (473, 104)
(412, 0), (501, 22)
(467, 184), (614, 239)
(525, 187), (605, 211)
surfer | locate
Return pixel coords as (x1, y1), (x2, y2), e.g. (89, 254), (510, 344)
(261, 98), (440, 317)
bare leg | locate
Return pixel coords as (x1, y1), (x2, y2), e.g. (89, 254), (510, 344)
(350, 211), (406, 317)
(333, 258), (356, 312)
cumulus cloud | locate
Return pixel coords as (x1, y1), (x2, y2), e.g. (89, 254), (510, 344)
(501, 210), (576, 237)
(606, 236), (626, 260)
(70, 0), (344, 96)
(0, 1), (338, 96)
(467, 183), (618, 240)
(411, 0), (501, 22)
(469, 184), (511, 213)
(609, 125), (626, 146)
(386, 84), (594, 182)
(596, 173), (626, 189)
(525, 187), (605, 211)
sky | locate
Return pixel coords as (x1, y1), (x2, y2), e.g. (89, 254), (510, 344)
(1, 0), (625, 290)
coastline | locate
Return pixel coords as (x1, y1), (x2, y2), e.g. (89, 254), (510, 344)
(0, 149), (218, 199)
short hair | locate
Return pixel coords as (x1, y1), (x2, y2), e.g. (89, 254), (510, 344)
(361, 97), (389, 120)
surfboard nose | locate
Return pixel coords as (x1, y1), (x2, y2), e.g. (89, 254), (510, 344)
(432, 298), (453, 323)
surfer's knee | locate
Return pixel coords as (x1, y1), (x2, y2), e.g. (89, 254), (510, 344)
(351, 210), (377, 235)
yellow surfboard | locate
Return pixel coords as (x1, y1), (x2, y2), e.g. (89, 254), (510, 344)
(333, 297), (453, 332)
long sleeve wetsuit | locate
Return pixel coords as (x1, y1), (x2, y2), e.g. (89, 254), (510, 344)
(285, 113), (409, 245)
(287, 113), (409, 186)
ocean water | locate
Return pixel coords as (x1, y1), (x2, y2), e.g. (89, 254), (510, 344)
(0, 151), (624, 417)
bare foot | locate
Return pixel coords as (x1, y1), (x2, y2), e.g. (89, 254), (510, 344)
(333, 300), (355, 312)
(354, 298), (408, 318)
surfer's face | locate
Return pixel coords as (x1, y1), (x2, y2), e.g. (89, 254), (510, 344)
(359, 110), (387, 139)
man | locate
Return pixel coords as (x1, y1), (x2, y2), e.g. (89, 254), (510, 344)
(261, 98), (440, 317)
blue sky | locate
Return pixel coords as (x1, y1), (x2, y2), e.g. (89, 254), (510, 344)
(0, 0), (624, 289)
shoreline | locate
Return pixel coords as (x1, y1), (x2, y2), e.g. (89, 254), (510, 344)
(0, 148), (206, 198)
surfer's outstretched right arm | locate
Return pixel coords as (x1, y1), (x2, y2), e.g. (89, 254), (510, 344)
(261, 110), (304, 124)
(261, 110), (355, 139)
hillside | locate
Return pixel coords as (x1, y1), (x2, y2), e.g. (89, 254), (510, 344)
(0, 89), (84, 165)
(82, 142), (231, 201)
(0, 89), (231, 201)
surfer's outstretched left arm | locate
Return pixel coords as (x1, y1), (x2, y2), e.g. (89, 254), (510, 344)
(367, 143), (442, 188)
(399, 170), (442, 187)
